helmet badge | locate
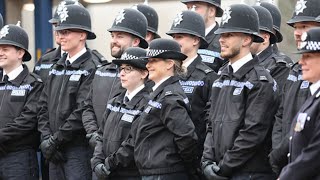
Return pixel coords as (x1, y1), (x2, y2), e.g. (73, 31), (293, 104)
(295, 0), (307, 15)
(173, 12), (183, 27)
(59, 7), (69, 23)
(221, 7), (232, 25)
(115, 9), (126, 25)
(0, 25), (9, 39)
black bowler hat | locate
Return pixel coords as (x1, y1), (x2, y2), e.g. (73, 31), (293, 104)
(295, 27), (320, 53)
(145, 38), (187, 61)
(112, 47), (148, 70)
(287, 0), (320, 27)
(180, 0), (224, 17)
(260, 2), (283, 43)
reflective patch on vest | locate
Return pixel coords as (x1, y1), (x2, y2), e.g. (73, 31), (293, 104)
(300, 81), (309, 89)
(182, 86), (194, 94)
(148, 100), (162, 109)
(69, 74), (81, 81)
(212, 80), (254, 90)
(107, 104), (141, 115)
(198, 49), (221, 58)
(179, 80), (204, 87)
(0, 84), (32, 91)
(95, 70), (119, 77)
(144, 106), (152, 114)
(49, 69), (89, 76)
(121, 114), (134, 123)
(11, 89), (26, 96)
(233, 87), (243, 95)
(287, 74), (297, 82)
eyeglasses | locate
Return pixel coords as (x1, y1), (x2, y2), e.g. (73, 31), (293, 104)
(119, 66), (135, 74)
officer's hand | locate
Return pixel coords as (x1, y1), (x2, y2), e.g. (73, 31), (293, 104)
(86, 132), (100, 149)
(203, 163), (228, 180)
(268, 151), (281, 175)
(94, 163), (110, 179)
(49, 150), (66, 164)
(40, 136), (60, 160)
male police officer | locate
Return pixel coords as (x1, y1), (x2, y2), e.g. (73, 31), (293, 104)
(202, 4), (278, 179)
(0, 23), (43, 180)
(260, 2), (293, 66)
(132, 4), (160, 44)
(180, 0), (225, 72)
(82, 9), (148, 151)
(167, 10), (218, 177)
(251, 5), (290, 91)
(279, 27), (320, 180)
(38, 5), (99, 179)
(270, 0), (320, 174)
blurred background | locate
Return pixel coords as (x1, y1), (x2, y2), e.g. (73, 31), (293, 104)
(0, 0), (297, 70)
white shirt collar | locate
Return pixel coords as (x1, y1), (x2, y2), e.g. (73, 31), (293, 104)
(183, 55), (197, 68)
(310, 80), (320, 95)
(66, 47), (86, 64)
(229, 53), (253, 73)
(3, 65), (23, 81)
(205, 22), (216, 36)
(152, 76), (171, 92)
(125, 84), (145, 101)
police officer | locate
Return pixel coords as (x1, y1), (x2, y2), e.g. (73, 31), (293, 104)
(0, 23), (43, 179)
(180, 0), (225, 72)
(91, 47), (149, 180)
(132, 3), (160, 43)
(270, 0), (320, 174)
(202, 4), (278, 179)
(166, 10), (218, 176)
(279, 27), (320, 180)
(260, 2), (293, 66)
(251, 5), (290, 91)
(103, 39), (198, 180)
(34, 1), (105, 82)
(38, 4), (99, 179)
(82, 8), (148, 151)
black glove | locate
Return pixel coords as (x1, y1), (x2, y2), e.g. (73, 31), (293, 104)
(269, 151), (281, 175)
(203, 162), (228, 180)
(94, 163), (110, 179)
(86, 132), (100, 149)
(49, 150), (66, 164)
(40, 136), (60, 161)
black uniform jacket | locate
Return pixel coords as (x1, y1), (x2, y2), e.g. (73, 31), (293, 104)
(82, 63), (123, 134)
(34, 47), (61, 82)
(179, 55), (218, 164)
(279, 88), (320, 180)
(257, 45), (291, 91)
(91, 86), (150, 177)
(198, 23), (225, 73)
(0, 65), (43, 153)
(271, 62), (311, 169)
(202, 57), (278, 177)
(272, 44), (294, 67)
(38, 51), (98, 146)
(106, 76), (198, 176)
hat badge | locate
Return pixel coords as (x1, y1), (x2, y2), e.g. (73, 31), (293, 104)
(0, 25), (9, 39)
(115, 9), (126, 25)
(295, 0), (307, 15)
(131, 4), (138, 10)
(59, 7), (69, 23)
(173, 12), (183, 27)
(221, 7), (232, 25)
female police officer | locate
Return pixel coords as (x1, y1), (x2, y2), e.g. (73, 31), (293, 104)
(279, 27), (320, 180)
(91, 47), (149, 180)
(102, 39), (198, 180)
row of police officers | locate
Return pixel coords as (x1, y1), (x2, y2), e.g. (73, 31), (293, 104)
(0, 0), (320, 179)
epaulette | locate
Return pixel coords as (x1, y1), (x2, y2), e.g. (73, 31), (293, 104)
(196, 63), (214, 74)
(164, 91), (173, 96)
(29, 72), (43, 82)
(253, 66), (272, 82)
(273, 55), (293, 68)
(290, 62), (300, 73)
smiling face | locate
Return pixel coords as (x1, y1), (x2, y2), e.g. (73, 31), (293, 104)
(110, 31), (140, 58)
(299, 52), (320, 83)
(57, 29), (87, 57)
(146, 58), (174, 84)
(119, 64), (148, 93)
(172, 33), (200, 57)
(0, 45), (24, 73)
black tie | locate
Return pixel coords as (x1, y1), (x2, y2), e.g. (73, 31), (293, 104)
(124, 96), (130, 104)
(3, 75), (9, 83)
(228, 65), (234, 76)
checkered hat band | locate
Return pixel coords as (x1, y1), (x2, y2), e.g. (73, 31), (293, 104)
(306, 41), (320, 51)
(147, 49), (169, 57)
(120, 53), (139, 60)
